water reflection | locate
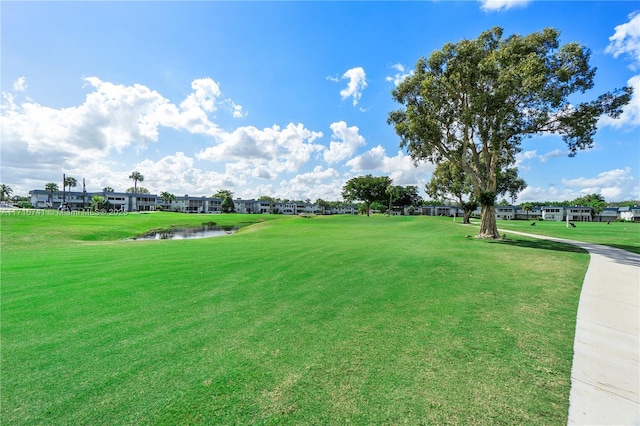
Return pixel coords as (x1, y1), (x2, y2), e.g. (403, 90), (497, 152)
(130, 226), (237, 241)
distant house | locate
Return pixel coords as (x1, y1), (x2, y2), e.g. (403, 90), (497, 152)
(515, 206), (543, 221)
(29, 189), (141, 211)
(595, 207), (619, 223)
(540, 206), (593, 222)
(495, 205), (517, 220)
(417, 206), (460, 216)
(542, 206), (565, 221)
(619, 206), (640, 222)
(566, 206), (593, 222)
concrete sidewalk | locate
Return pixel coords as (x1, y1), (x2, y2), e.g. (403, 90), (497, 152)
(501, 230), (639, 425)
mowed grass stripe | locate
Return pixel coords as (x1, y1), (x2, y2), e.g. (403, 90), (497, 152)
(1, 214), (587, 424)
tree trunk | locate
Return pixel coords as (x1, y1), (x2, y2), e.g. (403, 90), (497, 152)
(463, 210), (472, 224)
(478, 205), (501, 239)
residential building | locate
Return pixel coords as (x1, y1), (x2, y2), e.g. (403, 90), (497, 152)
(566, 206), (592, 222)
(541, 206), (564, 221)
(515, 206), (543, 221)
(619, 206), (640, 222)
(595, 207), (620, 223)
(495, 205), (517, 220)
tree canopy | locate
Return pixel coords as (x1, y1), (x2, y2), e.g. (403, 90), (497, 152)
(342, 175), (392, 216)
(221, 196), (235, 213)
(213, 189), (234, 199)
(426, 161), (477, 223)
(160, 191), (176, 205)
(64, 176), (77, 190)
(388, 27), (631, 238)
(126, 186), (150, 194)
(572, 193), (606, 219)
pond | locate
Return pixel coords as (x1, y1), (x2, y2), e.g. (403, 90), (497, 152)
(129, 225), (238, 241)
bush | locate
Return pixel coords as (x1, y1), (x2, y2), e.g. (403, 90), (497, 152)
(15, 201), (33, 209)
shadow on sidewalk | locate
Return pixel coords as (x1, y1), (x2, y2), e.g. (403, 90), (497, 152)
(493, 238), (588, 254)
(606, 243), (640, 256)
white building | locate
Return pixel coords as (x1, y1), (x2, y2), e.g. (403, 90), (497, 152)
(619, 206), (640, 222)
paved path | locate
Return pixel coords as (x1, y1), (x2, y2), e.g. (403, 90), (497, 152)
(500, 230), (639, 425)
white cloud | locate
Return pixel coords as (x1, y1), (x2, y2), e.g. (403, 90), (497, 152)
(290, 166), (339, 184)
(385, 64), (414, 87)
(606, 11), (640, 68)
(533, 167), (639, 202)
(346, 145), (435, 188)
(230, 101), (246, 118)
(134, 152), (243, 195)
(13, 77), (27, 92)
(517, 186), (578, 203)
(600, 75), (640, 128)
(339, 67), (367, 106)
(180, 78), (221, 113)
(0, 76), (246, 195)
(277, 166), (343, 201)
(196, 123), (324, 181)
(323, 121), (366, 163)
(515, 150), (538, 168)
(0, 76), (234, 170)
(562, 167), (634, 188)
(479, 0), (532, 12)
(346, 145), (386, 170)
(539, 149), (567, 163)
(1, 77), (171, 173)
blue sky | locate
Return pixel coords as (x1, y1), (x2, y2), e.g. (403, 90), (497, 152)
(2, 1), (639, 203)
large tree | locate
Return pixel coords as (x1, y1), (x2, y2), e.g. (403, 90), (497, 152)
(388, 27), (631, 238)
(393, 185), (423, 215)
(342, 175), (392, 216)
(213, 189), (234, 199)
(221, 196), (235, 213)
(315, 198), (331, 215)
(426, 159), (525, 223)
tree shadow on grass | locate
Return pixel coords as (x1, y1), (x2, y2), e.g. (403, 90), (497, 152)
(492, 238), (588, 255)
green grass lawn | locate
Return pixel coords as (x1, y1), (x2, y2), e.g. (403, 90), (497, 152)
(1, 212), (592, 424)
(489, 218), (640, 254)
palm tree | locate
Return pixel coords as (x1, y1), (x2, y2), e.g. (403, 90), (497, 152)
(160, 191), (176, 210)
(45, 182), (58, 207)
(129, 171), (144, 194)
(0, 184), (13, 201)
(64, 176), (78, 192)
(521, 202), (533, 221)
(129, 171), (144, 212)
(386, 184), (398, 217)
(62, 176), (77, 209)
(103, 187), (115, 192)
